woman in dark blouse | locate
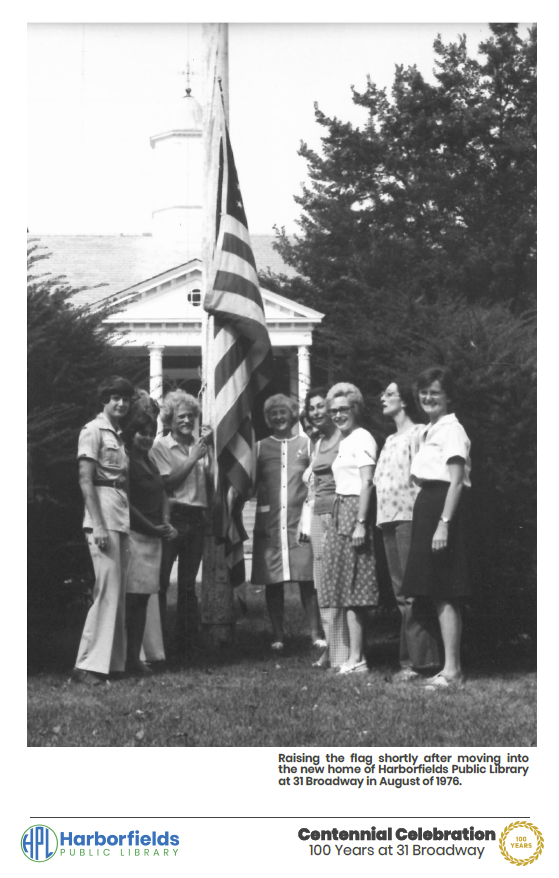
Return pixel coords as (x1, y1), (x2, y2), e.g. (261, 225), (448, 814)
(123, 411), (177, 674)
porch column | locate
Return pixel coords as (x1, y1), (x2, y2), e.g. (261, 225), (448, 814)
(148, 345), (165, 403)
(298, 345), (311, 409)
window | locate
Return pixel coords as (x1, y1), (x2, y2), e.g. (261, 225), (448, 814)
(187, 289), (202, 307)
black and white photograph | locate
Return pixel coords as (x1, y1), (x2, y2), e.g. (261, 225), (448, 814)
(27, 19), (536, 755)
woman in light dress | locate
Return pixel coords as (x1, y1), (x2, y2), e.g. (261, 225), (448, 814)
(251, 394), (324, 651)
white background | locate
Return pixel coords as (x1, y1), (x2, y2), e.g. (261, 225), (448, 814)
(13, 1), (549, 875)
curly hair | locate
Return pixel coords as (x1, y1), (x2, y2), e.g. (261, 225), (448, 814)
(263, 393), (299, 428)
(326, 382), (364, 421)
(159, 390), (200, 429)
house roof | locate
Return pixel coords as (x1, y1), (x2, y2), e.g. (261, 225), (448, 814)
(28, 234), (298, 307)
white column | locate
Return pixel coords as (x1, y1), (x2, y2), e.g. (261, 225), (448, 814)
(298, 345), (311, 410)
(148, 345), (165, 403)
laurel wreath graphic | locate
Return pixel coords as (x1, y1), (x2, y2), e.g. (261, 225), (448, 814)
(499, 821), (544, 866)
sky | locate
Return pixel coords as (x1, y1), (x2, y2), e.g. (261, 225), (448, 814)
(27, 21), (533, 237)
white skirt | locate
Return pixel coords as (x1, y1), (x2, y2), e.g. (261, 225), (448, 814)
(126, 530), (162, 594)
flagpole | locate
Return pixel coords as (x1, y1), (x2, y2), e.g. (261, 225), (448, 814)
(201, 23), (235, 647)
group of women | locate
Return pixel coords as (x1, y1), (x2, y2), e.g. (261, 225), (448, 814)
(252, 367), (471, 689)
(72, 365), (471, 691)
(73, 380), (211, 685)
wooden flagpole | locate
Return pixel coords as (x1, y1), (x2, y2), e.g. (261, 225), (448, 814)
(200, 23), (235, 647)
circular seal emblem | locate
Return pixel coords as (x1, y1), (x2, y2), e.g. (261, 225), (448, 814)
(21, 824), (59, 862)
(499, 821), (544, 865)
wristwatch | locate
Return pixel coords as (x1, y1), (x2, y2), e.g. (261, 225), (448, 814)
(357, 518), (366, 524)
(440, 516), (451, 524)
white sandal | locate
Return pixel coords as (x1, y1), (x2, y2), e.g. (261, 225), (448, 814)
(338, 660), (368, 675)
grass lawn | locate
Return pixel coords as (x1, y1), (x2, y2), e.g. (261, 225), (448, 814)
(27, 584), (536, 748)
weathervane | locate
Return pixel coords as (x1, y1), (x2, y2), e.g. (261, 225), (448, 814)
(178, 61), (195, 97)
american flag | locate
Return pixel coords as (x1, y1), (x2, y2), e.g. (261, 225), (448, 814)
(203, 91), (273, 585)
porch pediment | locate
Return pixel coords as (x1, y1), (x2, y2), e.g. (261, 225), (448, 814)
(103, 260), (324, 328)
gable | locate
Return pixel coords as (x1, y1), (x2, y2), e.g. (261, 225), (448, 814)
(104, 266), (323, 326)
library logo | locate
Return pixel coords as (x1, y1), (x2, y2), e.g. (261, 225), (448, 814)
(21, 825), (58, 862)
(499, 821), (543, 865)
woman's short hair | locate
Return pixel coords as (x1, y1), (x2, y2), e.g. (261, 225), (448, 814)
(263, 393), (299, 427)
(159, 390), (200, 429)
(391, 378), (422, 423)
(415, 366), (455, 403)
(304, 386), (329, 417)
(97, 376), (135, 406)
(123, 411), (158, 447)
(326, 382), (364, 421)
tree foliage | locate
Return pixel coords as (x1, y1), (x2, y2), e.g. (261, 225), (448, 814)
(27, 241), (136, 667)
(263, 24), (536, 646)
(274, 24), (536, 315)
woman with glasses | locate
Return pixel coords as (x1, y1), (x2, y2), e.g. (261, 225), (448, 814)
(321, 383), (379, 674)
(374, 380), (440, 680)
(402, 367), (471, 689)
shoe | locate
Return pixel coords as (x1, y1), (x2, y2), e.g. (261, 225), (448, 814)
(71, 668), (108, 686)
(126, 660), (154, 677)
(425, 673), (463, 690)
(338, 660), (368, 675)
(392, 667), (420, 683)
(312, 638), (328, 650)
(271, 641), (284, 652)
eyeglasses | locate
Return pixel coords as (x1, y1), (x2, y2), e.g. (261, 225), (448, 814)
(419, 391), (444, 399)
(380, 391), (400, 399)
(329, 406), (352, 415)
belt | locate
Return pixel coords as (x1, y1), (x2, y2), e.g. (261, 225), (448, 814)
(171, 503), (205, 515)
(93, 479), (123, 488)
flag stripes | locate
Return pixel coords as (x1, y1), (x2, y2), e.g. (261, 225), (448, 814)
(204, 89), (273, 585)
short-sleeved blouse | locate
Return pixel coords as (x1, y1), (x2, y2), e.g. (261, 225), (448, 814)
(411, 414), (471, 487)
(332, 428), (378, 495)
(374, 424), (422, 525)
(77, 412), (129, 533)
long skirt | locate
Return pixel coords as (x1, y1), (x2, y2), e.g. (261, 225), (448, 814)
(311, 511), (349, 667)
(321, 495), (378, 608)
(402, 481), (470, 599)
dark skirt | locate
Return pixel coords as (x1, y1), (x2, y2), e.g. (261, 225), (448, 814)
(402, 481), (470, 599)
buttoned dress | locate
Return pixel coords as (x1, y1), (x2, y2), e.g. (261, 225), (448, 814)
(251, 435), (313, 585)
(75, 412), (130, 675)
